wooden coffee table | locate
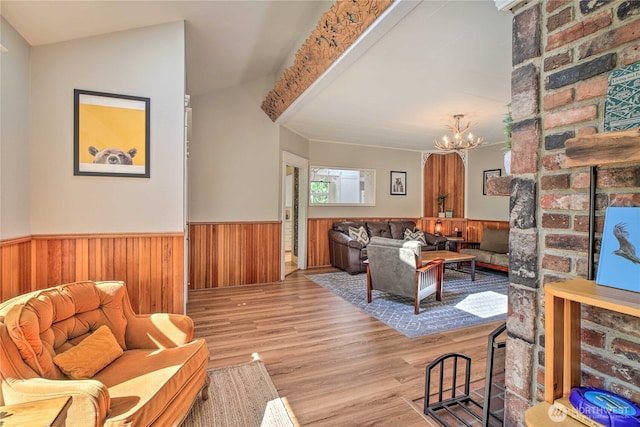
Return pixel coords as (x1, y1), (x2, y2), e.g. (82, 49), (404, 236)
(422, 250), (476, 281)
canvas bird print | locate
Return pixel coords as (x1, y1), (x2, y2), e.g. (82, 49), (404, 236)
(613, 223), (640, 264)
(596, 207), (640, 293)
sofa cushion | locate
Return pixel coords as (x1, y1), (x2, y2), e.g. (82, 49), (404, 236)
(404, 228), (426, 245)
(348, 226), (370, 246)
(4, 281), (128, 380)
(53, 325), (123, 379)
(459, 248), (494, 264)
(389, 220), (416, 240)
(490, 253), (509, 267)
(333, 221), (364, 235)
(479, 229), (509, 254)
(96, 339), (208, 427)
(366, 222), (392, 239)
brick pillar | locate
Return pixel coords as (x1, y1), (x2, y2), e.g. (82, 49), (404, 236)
(505, 1), (640, 425)
(504, 3), (542, 425)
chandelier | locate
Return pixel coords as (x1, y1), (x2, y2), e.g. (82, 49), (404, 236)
(434, 114), (483, 151)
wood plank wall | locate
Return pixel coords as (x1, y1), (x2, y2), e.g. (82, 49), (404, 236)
(419, 218), (469, 239)
(308, 217), (510, 267)
(188, 222), (281, 289)
(0, 233), (184, 314)
(465, 219), (510, 243)
(0, 237), (32, 301)
(2, 219), (510, 303)
(423, 153), (465, 218)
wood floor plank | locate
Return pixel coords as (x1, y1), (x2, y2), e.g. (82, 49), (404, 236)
(187, 267), (504, 426)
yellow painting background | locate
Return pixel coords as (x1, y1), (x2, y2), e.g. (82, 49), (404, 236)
(79, 104), (146, 165)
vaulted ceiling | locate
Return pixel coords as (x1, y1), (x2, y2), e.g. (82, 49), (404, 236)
(1, 0), (513, 151)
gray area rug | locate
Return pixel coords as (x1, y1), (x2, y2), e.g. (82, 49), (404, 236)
(306, 268), (508, 338)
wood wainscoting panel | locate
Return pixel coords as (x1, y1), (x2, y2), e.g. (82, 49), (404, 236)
(188, 222), (281, 289)
(0, 237), (32, 302)
(419, 218), (468, 239)
(5, 233), (185, 314)
(307, 218), (340, 268)
(466, 219), (510, 243)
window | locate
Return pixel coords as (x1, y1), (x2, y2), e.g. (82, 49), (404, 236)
(309, 167), (376, 206)
(310, 181), (330, 204)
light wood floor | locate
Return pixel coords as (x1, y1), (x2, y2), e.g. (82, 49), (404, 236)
(186, 267), (504, 426)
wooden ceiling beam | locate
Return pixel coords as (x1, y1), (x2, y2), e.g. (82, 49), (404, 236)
(261, 0), (394, 122)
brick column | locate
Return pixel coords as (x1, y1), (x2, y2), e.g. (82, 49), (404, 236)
(504, 3), (542, 425)
(505, 1), (640, 425)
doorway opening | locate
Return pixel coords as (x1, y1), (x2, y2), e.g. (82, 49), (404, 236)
(284, 165), (299, 275)
(281, 152), (308, 279)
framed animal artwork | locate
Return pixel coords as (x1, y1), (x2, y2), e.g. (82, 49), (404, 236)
(596, 207), (640, 293)
(390, 171), (406, 195)
(74, 89), (150, 178)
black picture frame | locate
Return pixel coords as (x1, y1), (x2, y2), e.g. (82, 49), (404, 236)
(74, 89), (150, 178)
(390, 171), (406, 195)
(483, 169), (501, 195)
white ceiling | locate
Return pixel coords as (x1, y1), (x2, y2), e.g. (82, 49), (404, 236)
(1, 0), (513, 151)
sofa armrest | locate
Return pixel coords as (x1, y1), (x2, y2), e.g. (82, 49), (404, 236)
(423, 232), (447, 249)
(418, 257), (444, 273)
(125, 313), (195, 349)
(3, 377), (110, 426)
(328, 230), (363, 249)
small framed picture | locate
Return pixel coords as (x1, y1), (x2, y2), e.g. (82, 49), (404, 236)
(483, 169), (501, 195)
(596, 206), (640, 293)
(390, 171), (406, 195)
(74, 89), (150, 178)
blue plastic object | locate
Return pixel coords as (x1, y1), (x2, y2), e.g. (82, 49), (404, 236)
(569, 387), (640, 427)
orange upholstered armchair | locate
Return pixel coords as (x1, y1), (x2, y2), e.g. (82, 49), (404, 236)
(0, 280), (210, 426)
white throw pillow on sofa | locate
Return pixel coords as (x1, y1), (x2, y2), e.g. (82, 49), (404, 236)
(348, 226), (370, 246)
(404, 228), (427, 245)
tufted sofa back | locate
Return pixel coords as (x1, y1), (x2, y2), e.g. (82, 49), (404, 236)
(0, 281), (128, 401)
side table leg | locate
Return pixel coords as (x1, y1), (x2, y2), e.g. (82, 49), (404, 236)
(471, 260), (475, 281)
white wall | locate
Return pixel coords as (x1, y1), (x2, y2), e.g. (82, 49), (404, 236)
(189, 75), (280, 222)
(29, 22), (186, 234)
(280, 126), (309, 160)
(0, 18), (32, 240)
(466, 143), (509, 221)
(309, 141), (422, 218)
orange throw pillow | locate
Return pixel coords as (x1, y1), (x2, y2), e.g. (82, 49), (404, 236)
(53, 325), (123, 379)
